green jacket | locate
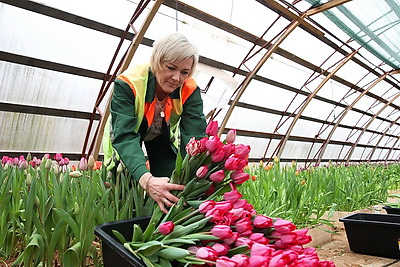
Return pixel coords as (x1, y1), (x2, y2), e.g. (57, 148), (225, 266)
(107, 64), (206, 180)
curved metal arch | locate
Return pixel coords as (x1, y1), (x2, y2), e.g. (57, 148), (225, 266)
(315, 70), (392, 164)
(385, 134), (400, 162)
(275, 50), (357, 159)
(218, 16), (303, 135)
(345, 90), (400, 163)
(218, 0), (351, 136)
(367, 114), (400, 161)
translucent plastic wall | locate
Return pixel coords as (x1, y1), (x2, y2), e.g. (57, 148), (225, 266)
(1, 0), (399, 164)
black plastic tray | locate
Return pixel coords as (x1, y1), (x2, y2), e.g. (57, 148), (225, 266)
(94, 216), (151, 267)
(383, 206), (400, 215)
(339, 213), (400, 259)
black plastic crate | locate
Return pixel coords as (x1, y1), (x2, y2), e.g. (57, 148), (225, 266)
(339, 213), (400, 259)
(94, 216), (151, 267)
(383, 206), (400, 215)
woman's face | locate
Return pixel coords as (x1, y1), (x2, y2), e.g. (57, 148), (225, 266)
(155, 58), (193, 99)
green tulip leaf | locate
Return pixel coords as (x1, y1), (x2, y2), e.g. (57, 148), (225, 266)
(157, 247), (189, 260)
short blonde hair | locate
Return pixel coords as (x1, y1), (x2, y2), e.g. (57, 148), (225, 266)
(150, 32), (198, 77)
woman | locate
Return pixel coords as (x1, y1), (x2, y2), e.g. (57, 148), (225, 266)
(104, 33), (207, 213)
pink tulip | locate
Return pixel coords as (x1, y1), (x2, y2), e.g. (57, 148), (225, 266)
(224, 157), (240, 170)
(63, 157), (70, 165)
(234, 144), (250, 159)
(223, 232), (239, 246)
(196, 165), (208, 178)
(54, 153), (63, 161)
(211, 148), (225, 162)
(206, 121), (219, 136)
(249, 255), (269, 266)
(226, 129), (236, 143)
(250, 243), (273, 257)
(2, 156), (9, 164)
(206, 136), (222, 153)
(199, 200), (216, 213)
(213, 200), (234, 214)
(196, 246), (218, 262)
(235, 218), (253, 235)
(235, 237), (253, 248)
(158, 221), (174, 235)
(249, 233), (269, 244)
(12, 157), (19, 165)
(269, 250), (291, 266)
(231, 254), (249, 267)
(19, 160), (28, 169)
(211, 225), (233, 239)
(199, 137), (209, 152)
(253, 215), (273, 228)
(230, 170), (250, 185)
(216, 256), (237, 267)
(294, 228), (312, 245)
(79, 157), (88, 171)
(274, 219), (296, 234)
(222, 143), (235, 159)
(211, 243), (229, 256)
(223, 186), (242, 202)
(236, 158), (249, 169)
(210, 170), (226, 183)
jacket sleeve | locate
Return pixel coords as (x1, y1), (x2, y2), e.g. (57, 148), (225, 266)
(110, 79), (149, 180)
(179, 86), (207, 156)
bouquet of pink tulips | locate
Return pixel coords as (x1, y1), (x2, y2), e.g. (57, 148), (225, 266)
(113, 121), (335, 267)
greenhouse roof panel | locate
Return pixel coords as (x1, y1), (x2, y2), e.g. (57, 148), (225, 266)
(306, 0), (400, 69)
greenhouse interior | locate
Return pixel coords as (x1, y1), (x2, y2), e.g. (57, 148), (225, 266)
(1, 0), (400, 266)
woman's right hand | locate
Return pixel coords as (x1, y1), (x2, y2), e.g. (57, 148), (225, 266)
(139, 173), (185, 214)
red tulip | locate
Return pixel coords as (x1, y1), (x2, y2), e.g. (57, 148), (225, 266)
(158, 221), (174, 235)
(206, 121), (219, 136)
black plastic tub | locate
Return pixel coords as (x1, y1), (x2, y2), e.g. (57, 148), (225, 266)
(339, 213), (400, 259)
(383, 206), (400, 215)
(94, 216), (151, 267)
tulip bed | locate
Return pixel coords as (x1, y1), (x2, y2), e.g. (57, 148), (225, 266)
(0, 154), (153, 266)
(241, 160), (398, 228)
(1, 151), (398, 266)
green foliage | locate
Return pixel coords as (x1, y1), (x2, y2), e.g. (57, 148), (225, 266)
(240, 160), (397, 228)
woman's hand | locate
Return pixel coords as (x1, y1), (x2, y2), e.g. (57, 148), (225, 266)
(139, 173), (185, 214)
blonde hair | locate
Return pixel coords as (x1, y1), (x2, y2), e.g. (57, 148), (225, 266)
(150, 32), (198, 77)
